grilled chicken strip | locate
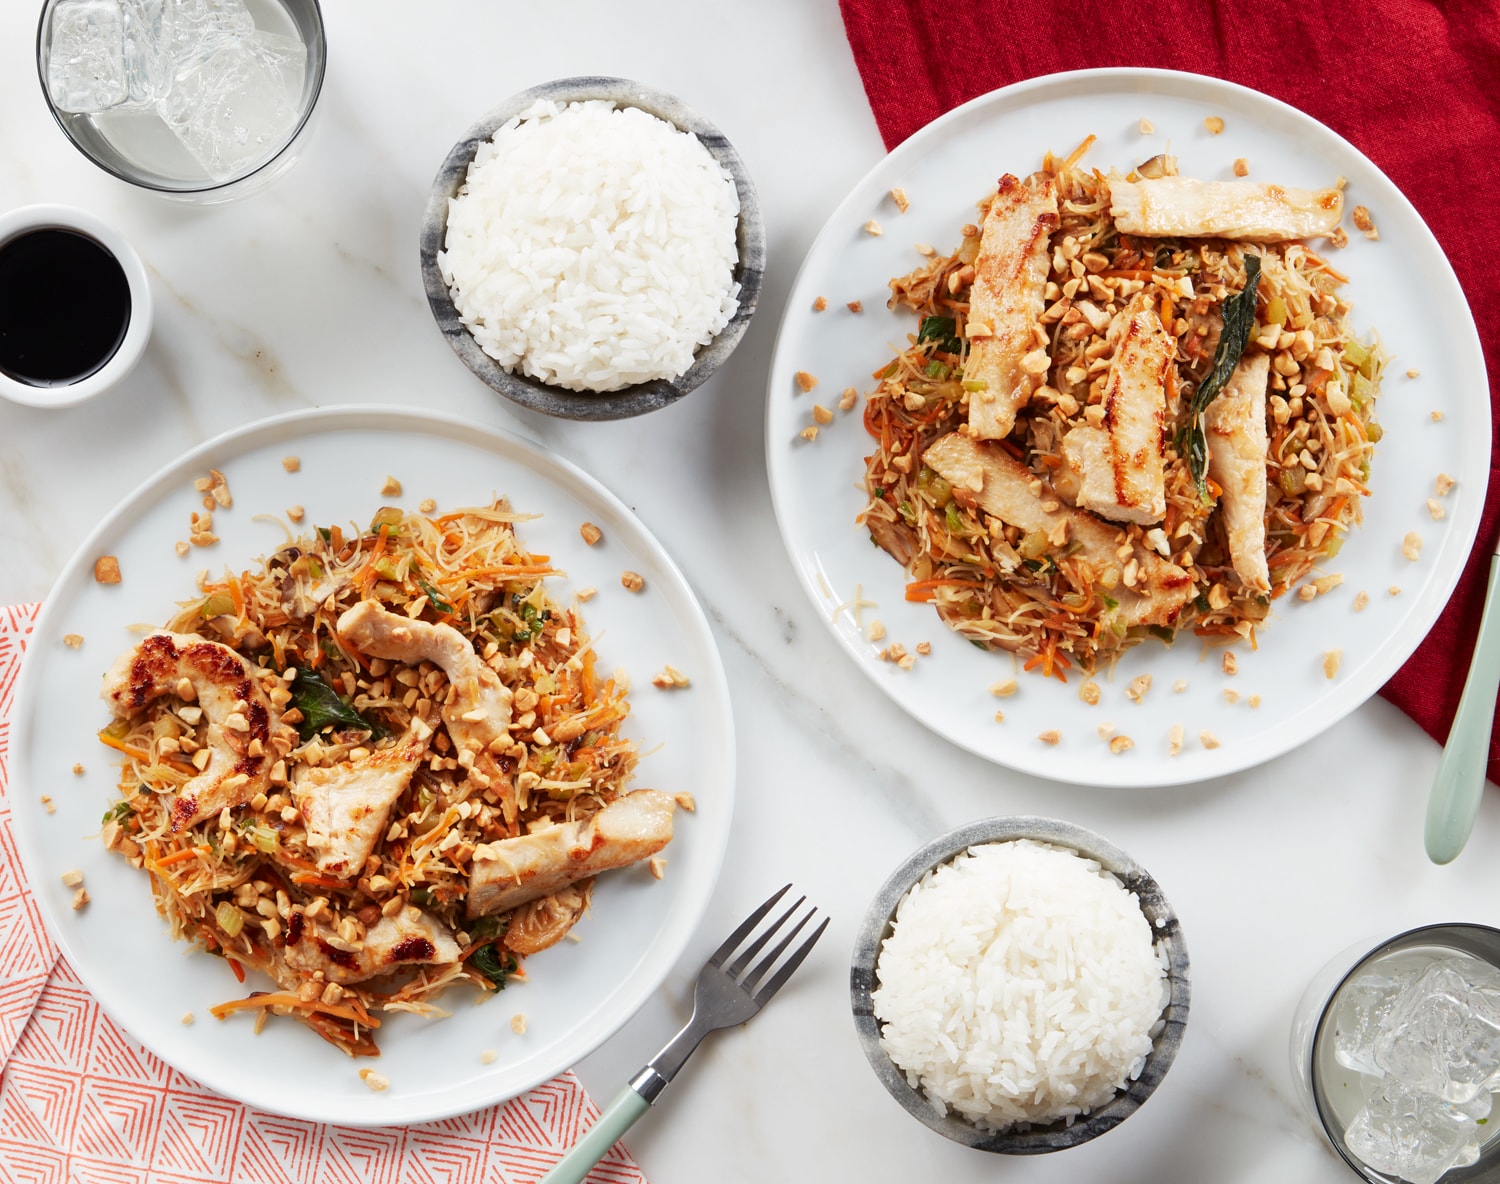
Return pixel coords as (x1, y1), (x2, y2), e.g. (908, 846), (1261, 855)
(467, 789), (676, 919)
(1205, 351), (1272, 592)
(337, 601), (512, 757)
(281, 908), (461, 986)
(291, 718), (433, 879)
(966, 172), (1059, 440)
(1108, 175), (1343, 241)
(505, 884), (591, 956)
(101, 632), (283, 832)
(923, 433), (1194, 629)
(1060, 297), (1174, 524)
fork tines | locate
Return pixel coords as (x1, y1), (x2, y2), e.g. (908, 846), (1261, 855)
(711, 884), (829, 1005)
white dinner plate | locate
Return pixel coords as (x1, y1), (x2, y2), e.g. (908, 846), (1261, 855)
(765, 68), (1488, 787)
(8, 405), (735, 1124)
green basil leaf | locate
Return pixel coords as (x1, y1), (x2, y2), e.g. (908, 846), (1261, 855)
(289, 668), (384, 742)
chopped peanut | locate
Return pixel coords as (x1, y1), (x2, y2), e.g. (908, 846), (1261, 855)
(281, 455), (301, 472)
(863, 219), (883, 236)
(1323, 650), (1342, 679)
(1222, 651), (1237, 676)
(1168, 723), (1184, 757)
(1109, 735), (1134, 755)
(1079, 680), (1100, 705)
(799, 426), (819, 442)
(1233, 158), (1249, 177)
(359, 1069), (389, 1092)
(71, 888), (90, 910)
(94, 556), (122, 584)
(1204, 115), (1225, 134)
(1436, 473), (1456, 496)
(1138, 117), (1155, 135)
(62, 869), (84, 887)
(991, 679), (1017, 698)
(847, 300), (864, 312)
(1352, 591), (1369, 612)
(511, 1014), (527, 1035)
(1125, 674), (1152, 703)
(621, 571), (645, 593)
(890, 187), (910, 213)
(1200, 730), (1221, 750)
(794, 370), (818, 392)
(1402, 532), (1423, 562)
(648, 857), (667, 880)
(381, 476), (402, 497)
(1427, 499), (1446, 521)
(580, 522), (603, 546)
(651, 665), (691, 690)
(813, 404), (833, 426)
(1038, 730), (1061, 746)
(839, 387), (858, 412)
(63, 633), (83, 649)
(812, 296), (828, 312)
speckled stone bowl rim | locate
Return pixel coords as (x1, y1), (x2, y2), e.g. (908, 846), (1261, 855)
(850, 815), (1192, 1154)
(418, 76), (765, 422)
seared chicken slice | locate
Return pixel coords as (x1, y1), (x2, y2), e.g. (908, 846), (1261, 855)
(1205, 351), (1272, 592)
(505, 884), (591, 956)
(281, 908), (460, 986)
(1108, 175), (1343, 241)
(1060, 298), (1174, 524)
(467, 789), (676, 919)
(966, 172), (1059, 439)
(101, 631), (283, 832)
(923, 433), (1194, 628)
(337, 601), (512, 759)
(291, 718), (433, 878)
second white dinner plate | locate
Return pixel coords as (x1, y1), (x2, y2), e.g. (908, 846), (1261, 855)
(8, 405), (735, 1124)
(765, 68), (1488, 787)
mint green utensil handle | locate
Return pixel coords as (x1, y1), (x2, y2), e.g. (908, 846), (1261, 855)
(538, 1085), (651, 1184)
(1425, 553), (1500, 864)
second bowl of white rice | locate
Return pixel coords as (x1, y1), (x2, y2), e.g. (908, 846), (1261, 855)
(850, 816), (1191, 1153)
(419, 77), (764, 421)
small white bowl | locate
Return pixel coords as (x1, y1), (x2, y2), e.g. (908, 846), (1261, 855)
(0, 204), (152, 409)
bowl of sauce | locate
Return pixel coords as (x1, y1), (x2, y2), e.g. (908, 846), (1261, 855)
(0, 205), (152, 408)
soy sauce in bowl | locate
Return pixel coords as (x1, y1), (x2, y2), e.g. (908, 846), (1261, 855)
(0, 227), (131, 387)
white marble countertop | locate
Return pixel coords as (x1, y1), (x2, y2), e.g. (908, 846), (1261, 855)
(1, 2), (1494, 1181)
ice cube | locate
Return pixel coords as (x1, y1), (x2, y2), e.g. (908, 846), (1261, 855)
(1375, 959), (1500, 1104)
(163, 0), (253, 71)
(1332, 968), (1421, 1076)
(156, 34), (301, 181)
(119, 0), (172, 108)
(47, 0), (128, 114)
(249, 31), (308, 101)
(1343, 1078), (1490, 1184)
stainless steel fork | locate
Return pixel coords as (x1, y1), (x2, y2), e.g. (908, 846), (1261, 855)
(539, 885), (828, 1184)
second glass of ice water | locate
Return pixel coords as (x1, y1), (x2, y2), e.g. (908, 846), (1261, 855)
(36, 0), (325, 202)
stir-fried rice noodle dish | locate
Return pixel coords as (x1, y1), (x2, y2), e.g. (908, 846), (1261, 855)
(861, 140), (1383, 677)
(96, 502), (677, 1056)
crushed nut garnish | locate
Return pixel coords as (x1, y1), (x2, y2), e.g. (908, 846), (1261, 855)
(1109, 735), (1134, 755)
(915, 641), (931, 656)
(1352, 205), (1375, 232)
(62, 869), (84, 887)
(799, 426), (819, 442)
(813, 404), (834, 426)
(418, 498), (436, 514)
(480, 1049), (498, 1065)
(359, 1069), (389, 1092)
(812, 296), (828, 312)
(1323, 650), (1342, 679)
(651, 665), (691, 690)
(1248, 694), (1262, 709)
(1436, 473), (1456, 496)
(648, 856), (667, 880)
(577, 586), (597, 602)
(1200, 730), (1221, 750)
(795, 370), (818, 393)
(1097, 722), (1115, 740)
(511, 1014), (527, 1035)
(41, 795), (55, 814)
(1125, 673), (1152, 703)
(1204, 115), (1225, 134)
(71, 763), (84, 775)
(890, 187), (910, 213)
(175, 541), (190, 557)
(580, 521), (604, 546)
(863, 219), (883, 236)
(94, 556), (121, 584)
(1168, 723), (1184, 757)
(621, 571), (645, 593)
(381, 475), (402, 497)
(1138, 117), (1155, 134)
(1402, 532), (1423, 562)
(1172, 679), (1189, 693)
(674, 792), (697, 812)
(839, 386), (858, 412)
(1038, 730), (1061, 746)
(181, 1011), (195, 1026)
(1222, 651), (1237, 676)
(869, 619), (886, 642)
(71, 888), (90, 910)
(1233, 157), (1249, 177)
(287, 505), (305, 523)
(1224, 689), (1240, 705)
(1389, 586), (1402, 596)
(62, 633), (84, 651)
(991, 679), (1018, 698)
(1427, 499), (1446, 521)
(1352, 591), (1370, 612)
(1079, 680), (1101, 705)
(1329, 226), (1349, 249)
(1407, 368), (1422, 379)
(281, 455), (300, 472)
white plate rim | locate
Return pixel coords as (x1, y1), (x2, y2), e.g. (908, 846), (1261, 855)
(764, 66), (1490, 788)
(8, 403), (736, 1124)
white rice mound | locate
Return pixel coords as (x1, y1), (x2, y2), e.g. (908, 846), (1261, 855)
(438, 98), (741, 393)
(871, 839), (1168, 1132)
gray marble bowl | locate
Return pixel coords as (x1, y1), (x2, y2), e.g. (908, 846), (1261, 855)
(850, 816), (1191, 1154)
(419, 77), (765, 421)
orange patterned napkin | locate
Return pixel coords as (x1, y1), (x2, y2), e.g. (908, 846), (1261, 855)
(0, 603), (646, 1183)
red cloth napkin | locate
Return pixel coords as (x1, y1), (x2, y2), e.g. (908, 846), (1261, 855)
(0, 603), (646, 1183)
(838, 0), (1500, 774)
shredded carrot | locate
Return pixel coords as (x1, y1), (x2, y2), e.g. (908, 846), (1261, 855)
(228, 958), (245, 983)
(209, 992), (379, 1028)
(904, 578), (969, 603)
(580, 649), (597, 707)
(228, 571), (246, 620)
(98, 731), (151, 763)
(1061, 134), (1096, 170)
(154, 845), (210, 868)
(291, 872), (350, 891)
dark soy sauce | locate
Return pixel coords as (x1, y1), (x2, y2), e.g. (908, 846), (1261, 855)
(0, 228), (131, 388)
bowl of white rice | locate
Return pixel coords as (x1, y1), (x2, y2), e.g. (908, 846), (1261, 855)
(850, 816), (1190, 1153)
(420, 77), (764, 420)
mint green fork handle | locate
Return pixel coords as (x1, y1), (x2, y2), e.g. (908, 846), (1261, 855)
(1425, 553), (1500, 864)
(538, 1084), (652, 1184)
